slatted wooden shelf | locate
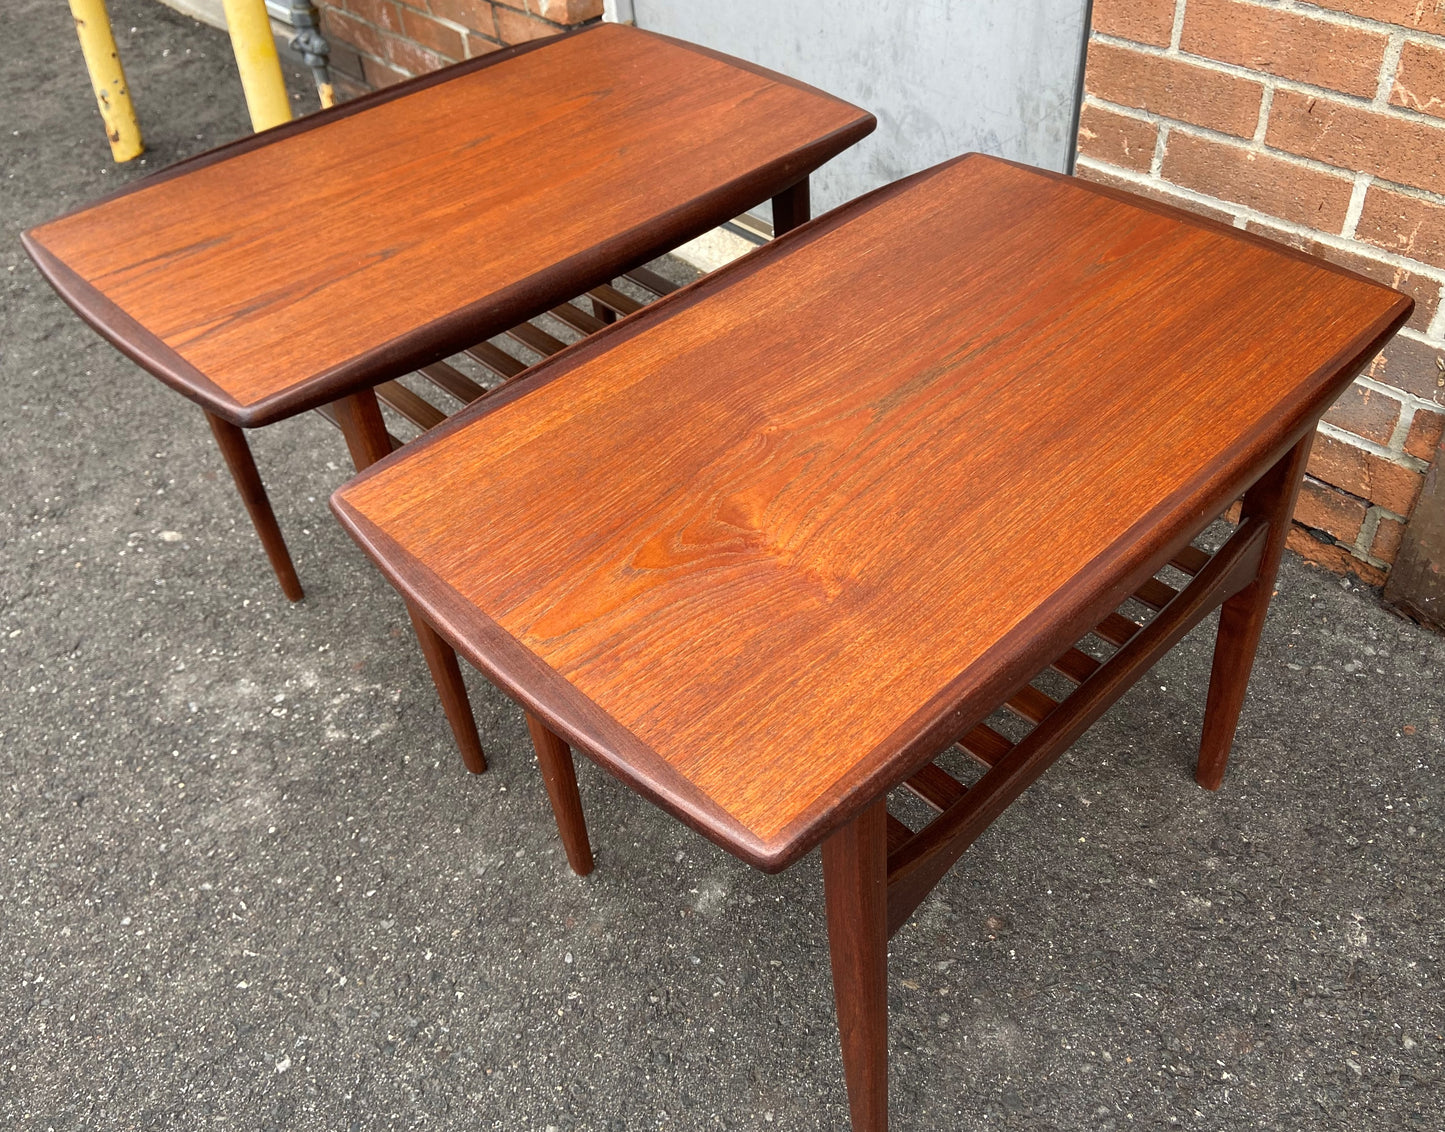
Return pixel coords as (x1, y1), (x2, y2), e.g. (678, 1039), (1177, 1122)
(316, 268), (682, 445)
(883, 521), (1266, 936)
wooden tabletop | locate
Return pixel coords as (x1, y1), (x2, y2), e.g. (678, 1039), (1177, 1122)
(332, 154), (1409, 872)
(22, 24), (872, 426)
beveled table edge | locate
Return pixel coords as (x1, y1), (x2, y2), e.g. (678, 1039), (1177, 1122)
(20, 23), (876, 429)
(331, 152), (1414, 872)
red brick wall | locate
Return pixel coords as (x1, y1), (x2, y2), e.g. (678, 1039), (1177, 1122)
(317, 0), (601, 93)
(1078, 0), (1445, 585)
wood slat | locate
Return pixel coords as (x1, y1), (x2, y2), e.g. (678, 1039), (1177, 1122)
(957, 723), (1012, 767)
(886, 518), (1272, 937)
(549, 301), (608, 336)
(376, 380), (447, 431)
(464, 341), (527, 380)
(507, 321), (568, 358)
(588, 283), (643, 317)
(623, 265), (680, 296)
(1094, 612), (1142, 647)
(590, 297), (618, 325)
(1050, 646), (1101, 685)
(1005, 684), (1058, 725)
(1171, 544), (1211, 576)
(902, 762), (966, 812)
(1134, 577), (1179, 611)
(886, 814), (914, 854)
(418, 361), (485, 405)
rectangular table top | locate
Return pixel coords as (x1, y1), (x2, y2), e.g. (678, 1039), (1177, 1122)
(22, 23), (872, 426)
(332, 154), (1409, 872)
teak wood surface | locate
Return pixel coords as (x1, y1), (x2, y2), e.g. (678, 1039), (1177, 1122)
(332, 154), (1410, 874)
(21, 23), (873, 427)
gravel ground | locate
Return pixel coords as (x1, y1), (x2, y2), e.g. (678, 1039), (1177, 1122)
(2, 2), (1443, 1128)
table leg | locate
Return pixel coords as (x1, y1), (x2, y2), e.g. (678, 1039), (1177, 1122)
(332, 387), (487, 774)
(205, 412), (304, 602)
(822, 798), (889, 1132)
(523, 712), (595, 877)
(772, 177), (810, 236)
(1197, 432), (1314, 790)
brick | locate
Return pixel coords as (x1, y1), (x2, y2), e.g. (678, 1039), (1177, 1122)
(1265, 90), (1445, 196)
(1356, 183), (1445, 268)
(1162, 130), (1355, 229)
(1371, 514), (1406, 563)
(1294, 475), (1369, 541)
(1075, 161), (1239, 224)
(1321, 379), (1403, 443)
(361, 53), (409, 87)
(1286, 524), (1387, 585)
(399, 6), (465, 59)
(427, 0), (494, 33)
(494, 6), (556, 42)
(1077, 103), (1158, 172)
(323, 8), (389, 63)
(1305, 0), (1445, 35)
(1392, 41), (1445, 119)
(1091, 0), (1176, 46)
(345, 0), (403, 32)
(534, 0), (603, 23)
(1308, 432), (1425, 513)
(1182, 0), (1389, 99)
(1242, 218), (1442, 332)
(1405, 406), (1445, 458)
(382, 31), (451, 74)
(323, 31), (366, 83)
(467, 32), (501, 57)
(1084, 41), (1264, 138)
(1362, 332), (1445, 404)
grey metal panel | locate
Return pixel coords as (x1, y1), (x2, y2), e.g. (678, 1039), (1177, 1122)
(625, 0), (1092, 215)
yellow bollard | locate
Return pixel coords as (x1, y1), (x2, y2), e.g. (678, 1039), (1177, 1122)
(68, 0), (143, 162)
(222, 0), (293, 132)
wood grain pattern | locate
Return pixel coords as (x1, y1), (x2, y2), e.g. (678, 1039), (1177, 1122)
(23, 23), (873, 426)
(333, 154), (1411, 871)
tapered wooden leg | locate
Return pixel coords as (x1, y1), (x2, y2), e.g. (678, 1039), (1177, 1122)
(822, 798), (889, 1132)
(1197, 433), (1315, 790)
(332, 387), (394, 469)
(205, 412), (303, 602)
(524, 712), (594, 876)
(406, 602), (487, 774)
(333, 387), (486, 773)
(771, 177), (810, 236)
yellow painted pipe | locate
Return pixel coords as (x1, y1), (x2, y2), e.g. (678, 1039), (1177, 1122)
(68, 0), (143, 162)
(222, 0), (293, 132)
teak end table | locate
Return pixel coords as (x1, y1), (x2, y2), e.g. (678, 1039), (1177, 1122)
(337, 154), (1408, 1129)
(22, 22), (873, 780)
